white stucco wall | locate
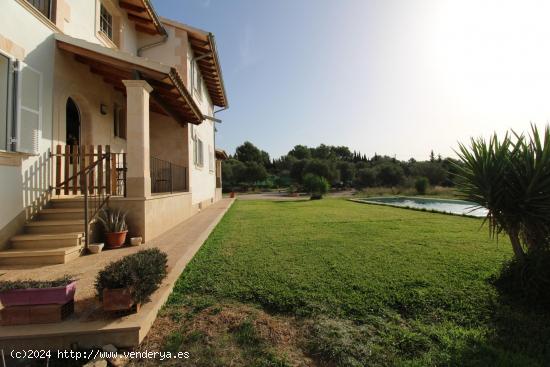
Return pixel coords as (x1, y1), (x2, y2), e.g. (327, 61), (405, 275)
(0, 1), (56, 240)
(144, 21), (219, 206)
(53, 49), (127, 153)
(187, 46), (217, 205)
(0, 2), (223, 246)
(140, 24), (188, 84)
(0, 0), (137, 244)
(62, 0), (140, 55)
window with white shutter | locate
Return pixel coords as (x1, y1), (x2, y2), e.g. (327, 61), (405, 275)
(16, 62), (42, 154)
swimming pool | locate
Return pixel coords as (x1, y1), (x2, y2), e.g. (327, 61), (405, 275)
(355, 197), (488, 217)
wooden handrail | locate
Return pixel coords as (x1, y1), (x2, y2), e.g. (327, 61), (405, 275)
(55, 153), (108, 189)
(52, 144), (127, 253)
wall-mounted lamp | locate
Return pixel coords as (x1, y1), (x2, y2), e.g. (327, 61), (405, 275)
(100, 103), (108, 115)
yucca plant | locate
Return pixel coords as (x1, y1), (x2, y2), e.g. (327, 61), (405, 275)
(97, 208), (128, 233)
(454, 125), (550, 260)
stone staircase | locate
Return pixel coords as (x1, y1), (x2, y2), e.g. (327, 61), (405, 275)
(0, 198), (86, 266)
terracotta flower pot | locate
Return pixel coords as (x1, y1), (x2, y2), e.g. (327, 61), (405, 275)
(102, 288), (136, 312)
(105, 231), (128, 249)
(0, 281), (77, 307)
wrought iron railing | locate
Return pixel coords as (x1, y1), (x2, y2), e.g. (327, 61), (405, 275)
(150, 156), (188, 194)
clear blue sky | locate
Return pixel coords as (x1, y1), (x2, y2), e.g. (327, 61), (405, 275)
(152, 0), (550, 160)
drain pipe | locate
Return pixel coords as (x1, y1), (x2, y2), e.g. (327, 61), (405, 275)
(212, 107), (228, 153)
(214, 106), (228, 116)
(137, 31), (168, 57)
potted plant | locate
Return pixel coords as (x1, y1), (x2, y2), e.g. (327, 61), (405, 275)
(0, 275), (76, 307)
(97, 208), (128, 249)
(95, 248), (168, 312)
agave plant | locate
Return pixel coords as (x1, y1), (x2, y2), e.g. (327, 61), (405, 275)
(97, 208), (128, 233)
(454, 125), (550, 260)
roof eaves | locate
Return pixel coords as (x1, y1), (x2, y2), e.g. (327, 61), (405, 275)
(141, 0), (168, 36)
(207, 33), (228, 108)
(168, 67), (205, 124)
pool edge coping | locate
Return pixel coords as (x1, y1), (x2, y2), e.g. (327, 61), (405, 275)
(348, 197), (486, 218)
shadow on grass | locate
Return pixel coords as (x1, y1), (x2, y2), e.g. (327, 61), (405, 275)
(270, 199), (311, 204)
(449, 283), (550, 366)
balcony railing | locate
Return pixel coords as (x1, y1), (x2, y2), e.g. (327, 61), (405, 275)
(150, 156), (188, 194)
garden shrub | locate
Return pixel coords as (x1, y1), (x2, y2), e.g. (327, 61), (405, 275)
(287, 185), (298, 194)
(355, 168), (377, 188)
(375, 163), (405, 187)
(0, 275), (74, 292)
(303, 174), (329, 199)
(414, 177), (429, 194)
(95, 248), (168, 304)
(494, 249), (550, 309)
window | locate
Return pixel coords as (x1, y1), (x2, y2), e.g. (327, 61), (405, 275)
(193, 62), (202, 99)
(25, 0), (54, 21)
(193, 135), (204, 167)
(113, 103), (126, 139)
(100, 4), (113, 40)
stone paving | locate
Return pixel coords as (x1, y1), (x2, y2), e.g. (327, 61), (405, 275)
(0, 198), (234, 322)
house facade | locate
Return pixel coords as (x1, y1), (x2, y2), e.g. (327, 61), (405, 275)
(0, 0), (228, 264)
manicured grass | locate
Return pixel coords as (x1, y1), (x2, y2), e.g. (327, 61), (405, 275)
(146, 199), (549, 366)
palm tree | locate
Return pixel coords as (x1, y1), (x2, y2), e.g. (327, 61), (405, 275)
(454, 125), (550, 260)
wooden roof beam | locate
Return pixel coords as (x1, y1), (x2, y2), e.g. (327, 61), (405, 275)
(135, 24), (158, 35)
(128, 13), (155, 25)
(146, 78), (178, 92)
(119, 1), (147, 13)
(150, 92), (188, 126)
(59, 41), (167, 79)
(89, 66), (133, 80)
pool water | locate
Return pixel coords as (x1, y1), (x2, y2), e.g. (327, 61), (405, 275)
(357, 197), (488, 217)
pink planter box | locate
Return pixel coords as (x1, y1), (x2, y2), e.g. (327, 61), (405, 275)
(0, 281), (77, 307)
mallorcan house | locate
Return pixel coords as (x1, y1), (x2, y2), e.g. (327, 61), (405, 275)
(0, 0), (229, 265)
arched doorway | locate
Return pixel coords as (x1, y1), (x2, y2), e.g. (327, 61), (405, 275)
(66, 97), (80, 147)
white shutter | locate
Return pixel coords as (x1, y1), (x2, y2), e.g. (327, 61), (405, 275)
(209, 145), (214, 172)
(198, 139), (204, 166)
(0, 53), (10, 151)
(16, 62), (42, 154)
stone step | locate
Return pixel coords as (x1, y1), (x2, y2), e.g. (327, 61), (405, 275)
(25, 220), (85, 234)
(39, 208), (85, 221)
(49, 198), (85, 209)
(0, 246), (83, 265)
(10, 233), (83, 250)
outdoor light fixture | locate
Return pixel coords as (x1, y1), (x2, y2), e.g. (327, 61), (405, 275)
(100, 103), (108, 115)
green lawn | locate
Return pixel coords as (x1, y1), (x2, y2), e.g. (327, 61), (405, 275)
(144, 199), (550, 366)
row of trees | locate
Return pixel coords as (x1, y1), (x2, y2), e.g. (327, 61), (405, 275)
(222, 141), (460, 191)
